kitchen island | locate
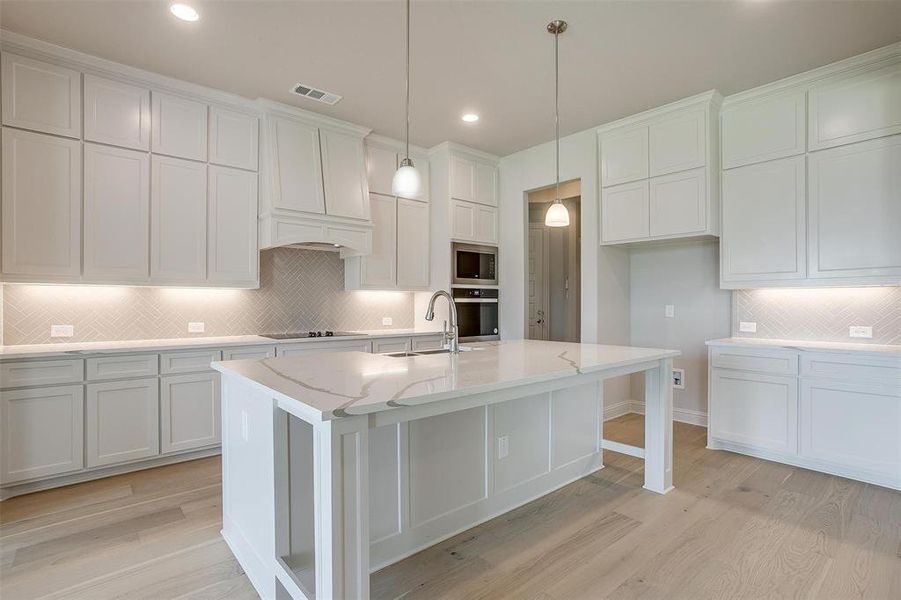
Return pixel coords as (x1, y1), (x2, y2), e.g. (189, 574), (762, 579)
(212, 339), (679, 600)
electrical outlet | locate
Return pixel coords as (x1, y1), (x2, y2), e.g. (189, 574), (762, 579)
(672, 368), (685, 390)
(50, 325), (74, 338)
(849, 325), (873, 339)
(188, 322), (205, 333)
(739, 321), (757, 333)
(382, 317), (393, 326)
(665, 304), (675, 318)
(497, 435), (509, 459)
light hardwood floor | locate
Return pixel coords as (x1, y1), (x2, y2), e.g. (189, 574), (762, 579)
(1, 414), (899, 599)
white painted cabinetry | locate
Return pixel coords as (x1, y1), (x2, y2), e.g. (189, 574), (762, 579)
(83, 75), (151, 150)
(446, 149), (499, 245)
(0, 385), (84, 484)
(396, 198), (430, 288)
(86, 378), (160, 467)
(708, 342), (901, 490)
(599, 91), (720, 245)
(161, 372), (221, 454)
(267, 114), (325, 214)
(721, 90), (806, 169)
(151, 91), (208, 161)
(365, 137), (430, 202)
(1, 52), (81, 138)
(451, 154), (497, 206)
(83, 143), (150, 282)
(356, 194), (397, 289)
(320, 128), (369, 220)
(209, 105), (259, 171)
(208, 165), (259, 285)
(151, 155), (207, 283)
(1, 128), (82, 279)
(450, 199), (498, 245)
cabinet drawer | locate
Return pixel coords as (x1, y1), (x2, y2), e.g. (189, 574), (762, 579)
(412, 336), (445, 352)
(277, 340), (372, 357)
(710, 347), (798, 375)
(86, 354), (159, 381)
(160, 350), (222, 374)
(801, 352), (901, 383)
(222, 346), (276, 361)
(373, 338), (410, 354)
(0, 359), (84, 389)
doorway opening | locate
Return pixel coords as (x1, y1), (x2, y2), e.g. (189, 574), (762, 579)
(525, 180), (581, 342)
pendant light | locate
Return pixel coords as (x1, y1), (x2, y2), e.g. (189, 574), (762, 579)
(544, 19), (570, 228)
(392, 0), (422, 198)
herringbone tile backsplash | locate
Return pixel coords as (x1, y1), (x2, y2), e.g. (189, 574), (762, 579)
(733, 287), (901, 345)
(2, 249), (415, 345)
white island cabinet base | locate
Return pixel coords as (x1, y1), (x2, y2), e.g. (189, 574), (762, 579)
(213, 340), (678, 600)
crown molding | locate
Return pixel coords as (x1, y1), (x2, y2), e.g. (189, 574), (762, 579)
(596, 89), (721, 134)
(427, 141), (500, 163)
(255, 98), (371, 137)
(364, 133), (429, 157)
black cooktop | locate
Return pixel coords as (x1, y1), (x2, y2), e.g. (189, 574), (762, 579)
(260, 331), (361, 340)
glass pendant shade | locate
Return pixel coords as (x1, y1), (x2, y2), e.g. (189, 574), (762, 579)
(545, 201), (570, 227)
(392, 160), (421, 197)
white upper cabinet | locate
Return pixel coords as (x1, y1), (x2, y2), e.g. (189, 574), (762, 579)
(451, 199), (476, 240)
(601, 180), (650, 243)
(450, 155), (476, 202)
(721, 155), (806, 286)
(649, 110), (706, 177)
(599, 124), (648, 187)
(151, 91), (208, 161)
(1, 128), (81, 279)
(649, 167), (707, 237)
(475, 162), (498, 207)
(808, 60), (901, 151)
(320, 127), (368, 220)
(808, 135), (901, 279)
(208, 166), (258, 285)
(151, 156), (207, 282)
(1, 52), (81, 138)
(83, 75), (151, 151)
(721, 90), (806, 169)
(209, 105), (259, 171)
(366, 144), (397, 196)
(267, 114), (325, 215)
(474, 204), (499, 245)
(360, 194), (397, 288)
(396, 198), (430, 289)
(598, 91), (719, 245)
(83, 143), (150, 282)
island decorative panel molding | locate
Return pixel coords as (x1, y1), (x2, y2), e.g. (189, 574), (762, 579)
(2, 249), (414, 345)
(733, 287), (901, 345)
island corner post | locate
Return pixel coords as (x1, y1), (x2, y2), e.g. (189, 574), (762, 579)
(216, 346), (676, 600)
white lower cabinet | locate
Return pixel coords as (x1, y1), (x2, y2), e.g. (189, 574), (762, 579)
(86, 378), (160, 467)
(708, 344), (901, 490)
(277, 340), (372, 357)
(161, 372), (221, 454)
(0, 385), (84, 484)
(709, 369), (798, 453)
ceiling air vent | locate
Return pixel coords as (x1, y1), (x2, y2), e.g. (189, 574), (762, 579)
(291, 82), (342, 105)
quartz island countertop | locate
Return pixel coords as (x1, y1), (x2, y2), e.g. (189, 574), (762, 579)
(211, 339), (680, 420)
(706, 337), (901, 356)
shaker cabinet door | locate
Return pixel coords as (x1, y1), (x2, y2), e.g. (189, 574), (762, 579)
(209, 105), (259, 171)
(1, 52), (81, 138)
(648, 110), (706, 177)
(366, 144), (397, 197)
(1, 128), (82, 279)
(600, 125), (648, 187)
(83, 143), (150, 281)
(268, 115), (325, 215)
(151, 156), (207, 283)
(601, 180), (649, 243)
(474, 204), (499, 245)
(320, 128), (368, 220)
(451, 199), (476, 241)
(84, 74), (151, 151)
(86, 378), (160, 468)
(396, 198), (430, 289)
(721, 90), (806, 169)
(475, 162), (498, 206)
(450, 155), (476, 202)
(361, 194), (397, 288)
(208, 166), (258, 285)
(151, 91), (208, 161)
(161, 373), (221, 454)
(649, 167), (706, 237)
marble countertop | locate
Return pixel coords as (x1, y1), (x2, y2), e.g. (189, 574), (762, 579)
(706, 337), (901, 355)
(211, 339), (680, 420)
(0, 329), (444, 359)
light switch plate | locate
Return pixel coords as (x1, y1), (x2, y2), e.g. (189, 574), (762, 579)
(50, 324), (74, 338)
(497, 435), (509, 460)
(382, 317), (393, 326)
(849, 325), (873, 339)
(188, 322), (205, 333)
(665, 305), (675, 318)
(672, 368), (685, 390)
(739, 321), (757, 333)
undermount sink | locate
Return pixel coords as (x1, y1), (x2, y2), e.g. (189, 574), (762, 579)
(385, 347), (482, 358)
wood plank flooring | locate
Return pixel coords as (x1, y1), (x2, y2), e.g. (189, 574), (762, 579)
(1, 414), (899, 599)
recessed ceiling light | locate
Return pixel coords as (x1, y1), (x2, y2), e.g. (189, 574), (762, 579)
(461, 113), (480, 123)
(170, 3), (200, 22)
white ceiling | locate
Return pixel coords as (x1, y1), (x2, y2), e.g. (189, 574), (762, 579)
(1, 1), (899, 156)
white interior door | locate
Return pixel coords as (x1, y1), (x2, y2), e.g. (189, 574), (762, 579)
(527, 224), (550, 340)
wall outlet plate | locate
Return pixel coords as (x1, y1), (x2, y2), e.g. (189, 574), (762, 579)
(382, 317), (393, 326)
(188, 322), (205, 333)
(497, 435), (509, 459)
(739, 321), (757, 333)
(672, 368), (685, 390)
(849, 325), (873, 339)
(50, 324), (74, 338)
(665, 304), (675, 318)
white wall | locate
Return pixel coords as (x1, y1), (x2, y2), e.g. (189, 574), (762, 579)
(498, 128), (632, 405)
(629, 241), (732, 420)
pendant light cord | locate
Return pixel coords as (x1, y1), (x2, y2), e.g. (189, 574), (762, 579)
(404, 0), (411, 161)
(554, 26), (560, 203)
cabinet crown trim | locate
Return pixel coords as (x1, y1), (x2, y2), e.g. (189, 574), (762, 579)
(596, 89), (721, 134)
(257, 99), (371, 137)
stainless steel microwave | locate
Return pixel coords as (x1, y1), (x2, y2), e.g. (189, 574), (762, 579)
(452, 243), (498, 286)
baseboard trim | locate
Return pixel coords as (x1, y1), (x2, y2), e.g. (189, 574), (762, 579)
(608, 400), (708, 428)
